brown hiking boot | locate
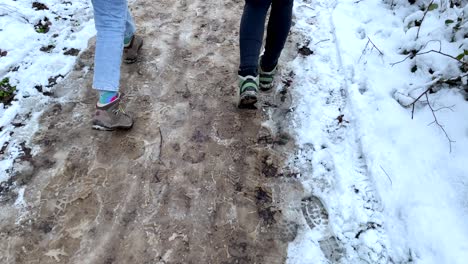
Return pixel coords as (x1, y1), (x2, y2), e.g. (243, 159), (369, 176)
(92, 93), (133, 131)
(123, 35), (143, 64)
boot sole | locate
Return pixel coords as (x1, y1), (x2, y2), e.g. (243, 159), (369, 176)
(238, 93), (258, 108)
(259, 83), (273, 91)
(92, 122), (133, 131)
(92, 125), (114, 131)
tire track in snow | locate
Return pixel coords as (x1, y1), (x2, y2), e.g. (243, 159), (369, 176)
(287, 0), (390, 263)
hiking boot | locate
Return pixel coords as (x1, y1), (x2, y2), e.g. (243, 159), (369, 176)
(92, 93), (133, 131)
(238, 75), (259, 108)
(123, 35), (143, 64)
(259, 62), (277, 91)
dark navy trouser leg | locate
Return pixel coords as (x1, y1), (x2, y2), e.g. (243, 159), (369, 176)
(239, 0), (294, 76)
(262, 0), (294, 71)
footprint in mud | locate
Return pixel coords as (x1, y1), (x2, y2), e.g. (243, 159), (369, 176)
(255, 187), (280, 226)
(118, 137), (145, 161)
(259, 153), (294, 178)
(276, 220), (300, 243)
(131, 94), (153, 111)
(96, 136), (145, 163)
(301, 195), (345, 262)
(257, 124), (274, 145)
(182, 145), (206, 164)
(191, 129), (210, 143)
(227, 236), (252, 263)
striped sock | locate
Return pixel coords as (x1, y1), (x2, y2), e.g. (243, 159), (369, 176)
(124, 35), (133, 48)
(98, 91), (118, 105)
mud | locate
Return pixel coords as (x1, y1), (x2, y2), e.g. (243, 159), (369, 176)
(0, 1), (303, 263)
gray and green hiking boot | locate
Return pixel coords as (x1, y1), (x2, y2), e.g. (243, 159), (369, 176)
(259, 63), (277, 91)
(123, 35), (143, 64)
(92, 93), (133, 131)
(238, 75), (259, 108)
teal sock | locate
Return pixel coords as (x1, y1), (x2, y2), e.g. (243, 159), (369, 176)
(124, 35), (133, 47)
(98, 91), (118, 105)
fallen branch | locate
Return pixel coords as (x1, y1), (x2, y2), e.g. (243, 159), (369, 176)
(425, 93), (455, 153)
(433, 105), (455, 112)
(417, 49), (467, 67)
(416, 0), (435, 39)
(379, 165), (393, 186)
(158, 127), (163, 162)
(314, 39), (330, 45)
(403, 75), (465, 117)
(401, 76), (460, 153)
(367, 37), (384, 56)
(404, 78), (442, 115)
(391, 40), (467, 67)
(359, 37), (384, 62)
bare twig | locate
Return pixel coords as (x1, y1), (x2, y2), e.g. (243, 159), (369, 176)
(404, 78), (441, 118)
(367, 37), (384, 56)
(314, 39), (330, 45)
(390, 54), (412, 66)
(358, 39), (371, 62)
(158, 127), (163, 161)
(433, 105), (455, 112)
(425, 93), (455, 152)
(417, 49), (467, 66)
(359, 37), (384, 62)
(403, 75), (465, 118)
(416, 0), (435, 39)
(379, 165), (393, 186)
(401, 76), (458, 152)
(391, 48), (467, 67)
(393, 39), (468, 69)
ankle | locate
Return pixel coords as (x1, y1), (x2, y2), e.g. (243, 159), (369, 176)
(260, 57), (277, 72)
(261, 64), (276, 73)
(98, 90), (118, 105)
(238, 67), (258, 77)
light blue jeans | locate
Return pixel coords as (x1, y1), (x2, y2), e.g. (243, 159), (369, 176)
(91, 0), (135, 92)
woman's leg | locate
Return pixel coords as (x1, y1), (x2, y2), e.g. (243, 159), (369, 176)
(91, 0), (128, 92)
(238, 0), (272, 77)
(261, 0), (294, 71)
(124, 8), (136, 46)
(91, 0), (134, 130)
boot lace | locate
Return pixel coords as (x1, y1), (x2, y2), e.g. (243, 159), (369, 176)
(112, 106), (127, 115)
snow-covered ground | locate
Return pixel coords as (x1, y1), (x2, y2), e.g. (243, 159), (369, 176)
(1, 0), (467, 263)
(288, 0), (468, 263)
(0, 0), (95, 182)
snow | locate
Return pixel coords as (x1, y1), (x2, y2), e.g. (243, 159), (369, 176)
(289, 0), (468, 263)
(1, 0), (467, 263)
(13, 187), (25, 208)
(0, 0), (95, 182)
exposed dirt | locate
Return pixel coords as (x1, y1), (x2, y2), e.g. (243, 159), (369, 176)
(0, 1), (303, 263)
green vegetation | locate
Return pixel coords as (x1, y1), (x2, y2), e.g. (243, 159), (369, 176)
(0, 77), (16, 105)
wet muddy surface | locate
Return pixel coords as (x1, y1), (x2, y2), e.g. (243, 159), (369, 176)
(0, 1), (303, 263)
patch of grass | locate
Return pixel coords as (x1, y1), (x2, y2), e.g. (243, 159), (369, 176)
(0, 77), (16, 105)
(34, 17), (52, 34)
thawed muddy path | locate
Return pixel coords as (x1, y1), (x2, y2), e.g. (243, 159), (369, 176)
(0, 0), (303, 263)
